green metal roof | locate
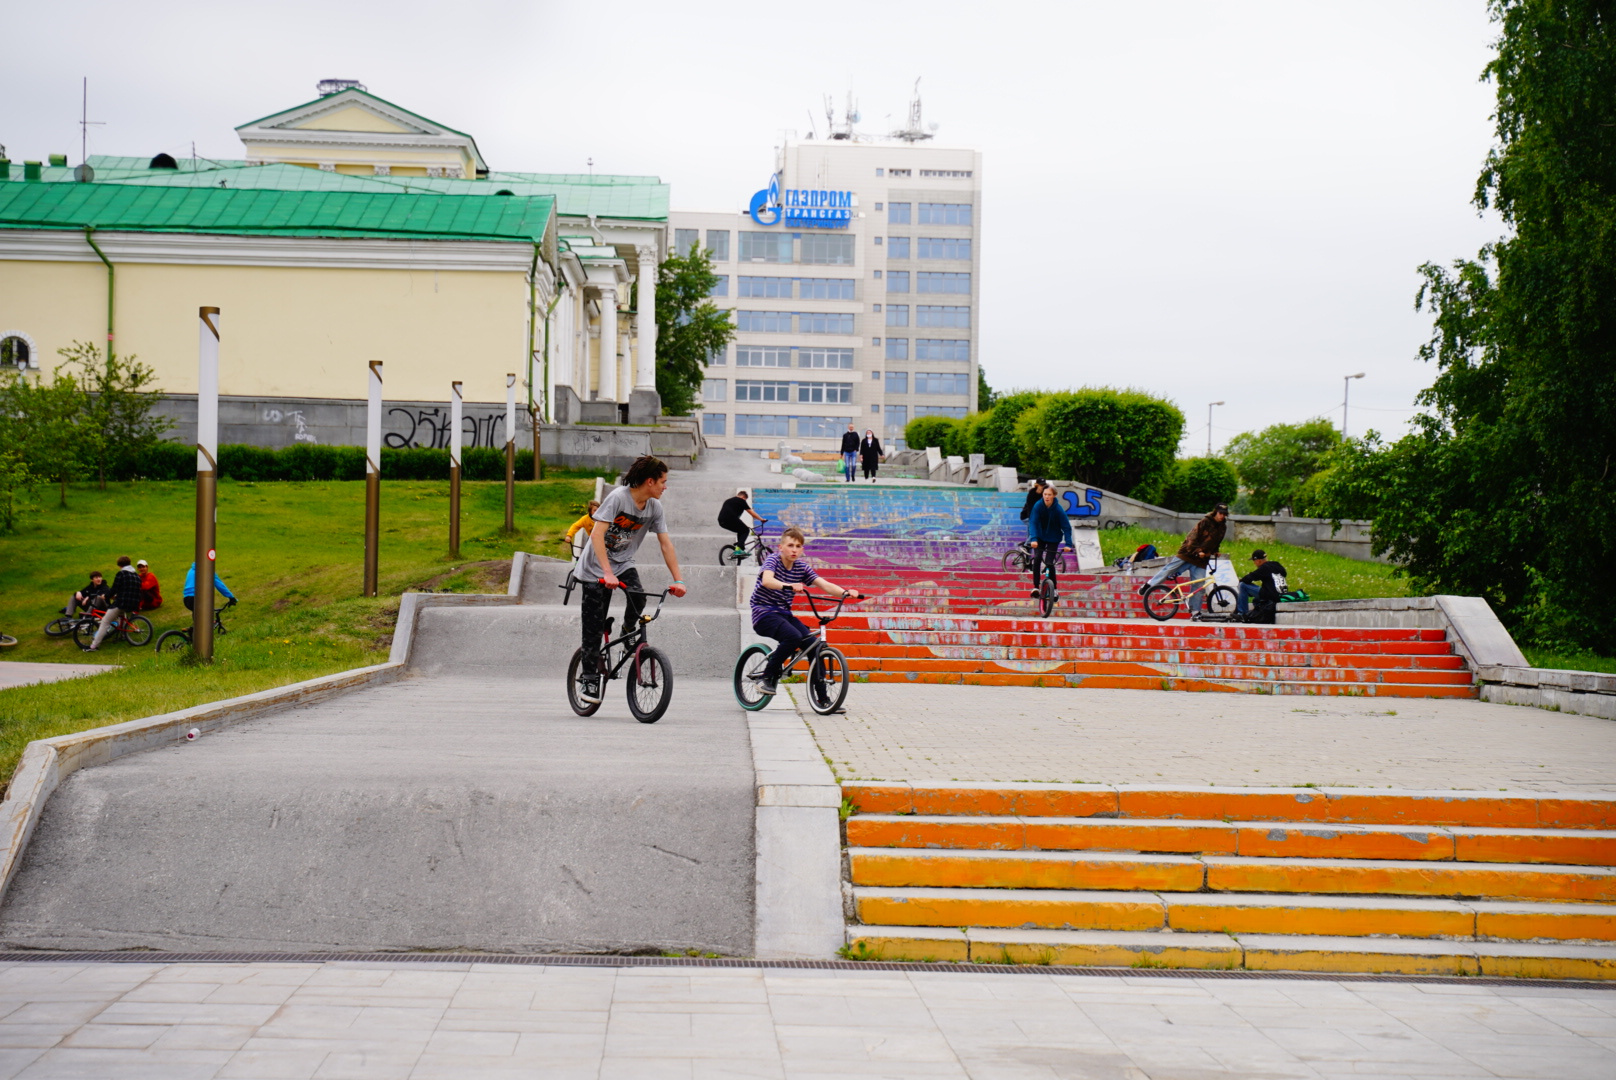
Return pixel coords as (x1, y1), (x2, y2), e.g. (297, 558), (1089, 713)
(0, 182), (554, 244)
(76, 156), (669, 221)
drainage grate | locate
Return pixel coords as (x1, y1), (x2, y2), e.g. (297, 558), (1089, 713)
(0, 952), (1607, 990)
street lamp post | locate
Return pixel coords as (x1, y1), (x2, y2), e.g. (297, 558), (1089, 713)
(1343, 373), (1365, 437)
(363, 362), (382, 597)
(194, 307), (220, 662)
(504, 373), (516, 533)
(449, 380), (462, 558)
(1208, 401), (1225, 457)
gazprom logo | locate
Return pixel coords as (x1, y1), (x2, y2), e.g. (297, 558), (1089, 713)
(748, 174), (853, 228)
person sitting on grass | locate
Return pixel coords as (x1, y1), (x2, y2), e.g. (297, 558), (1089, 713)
(136, 559), (162, 610)
(563, 500), (601, 558)
(747, 526), (862, 696)
(64, 571), (110, 617)
(183, 562), (237, 612)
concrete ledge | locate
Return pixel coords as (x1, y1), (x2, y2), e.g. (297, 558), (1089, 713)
(1478, 666), (1616, 721)
(1276, 595), (1529, 669)
(748, 695), (844, 960)
(0, 661), (405, 910)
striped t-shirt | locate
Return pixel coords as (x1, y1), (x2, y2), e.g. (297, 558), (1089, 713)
(750, 552), (819, 622)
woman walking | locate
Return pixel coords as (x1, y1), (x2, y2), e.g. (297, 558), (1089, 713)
(859, 428), (883, 482)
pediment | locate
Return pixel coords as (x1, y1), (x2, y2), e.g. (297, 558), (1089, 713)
(239, 90), (453, 139)
(282, 103), (423, 135)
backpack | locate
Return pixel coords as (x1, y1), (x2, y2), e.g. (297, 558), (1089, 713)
(1245, 597), (1278, 624)
(1277, 589), (1309, 603)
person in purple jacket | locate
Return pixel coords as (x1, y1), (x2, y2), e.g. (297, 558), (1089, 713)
(747, 526), (862, 696)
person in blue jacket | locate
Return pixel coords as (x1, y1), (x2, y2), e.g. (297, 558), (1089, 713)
(1028, 485), (1073, 598)
(183, 563), (237, 612)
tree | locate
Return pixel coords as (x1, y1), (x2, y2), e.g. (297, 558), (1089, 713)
(1012, 389), (1184, 498)
(977, 391), (1041, 470)
(904, 415), (958, 453)
(976, 365), (997, 410)
(1160, 457), (1239, 514)
(0, 449), (35, 532)
(654, 244), (736, 417)
(57, 341), (172, 489)
(0, 369), (85, 506)
(1315, 1), (1616, 650)
(1223, 419), (1342, 514)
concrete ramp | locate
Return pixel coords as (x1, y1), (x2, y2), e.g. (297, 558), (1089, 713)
(0, 676), (756, 954)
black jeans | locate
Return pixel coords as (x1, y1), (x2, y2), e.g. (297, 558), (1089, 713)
(1031, 544), (1059, 593)
(754, 609), (813, 682)
(581, 567), (643, 674)
(723, 522), (750, 549)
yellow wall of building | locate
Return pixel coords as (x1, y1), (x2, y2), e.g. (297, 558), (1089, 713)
(0, 257), (530, 404)
(245, 142), (474, 175)
(295, 106), (412, 134)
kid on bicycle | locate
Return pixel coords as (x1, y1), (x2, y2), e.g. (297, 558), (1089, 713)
(749, 526), (861, 696)
(717, 489), (766, 555)
(1028, 485), (1074, 598)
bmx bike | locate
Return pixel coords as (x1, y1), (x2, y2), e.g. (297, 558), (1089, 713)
(733, 591), (864, 716)
(71, 607), (153, 650)
(564, 581), (675, 723)
(155, 598), (237, 654)
(1141, 572), (1238, 622)
(719, 523), (775, 567)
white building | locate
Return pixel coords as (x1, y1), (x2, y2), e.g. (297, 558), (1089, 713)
(670, 129), (981, 451)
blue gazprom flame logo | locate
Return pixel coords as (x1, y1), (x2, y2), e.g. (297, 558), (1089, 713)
(748, 174), (782, 226)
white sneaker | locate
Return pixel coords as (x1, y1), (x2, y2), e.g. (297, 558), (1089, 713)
(578, 676), (603, 704)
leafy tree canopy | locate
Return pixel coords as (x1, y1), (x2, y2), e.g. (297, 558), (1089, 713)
(1224, 419), (1342, 514)
(1160, 456), (1239, 514)
(654, 244), (736, 417)
(57, 341), (172, 489)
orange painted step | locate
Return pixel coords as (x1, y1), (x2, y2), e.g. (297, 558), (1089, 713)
(848, 848), (1205, 892)
(855, 671), (1478, 697)
(1204, 856), (1616, 902)
(842, 783), (1616, 830)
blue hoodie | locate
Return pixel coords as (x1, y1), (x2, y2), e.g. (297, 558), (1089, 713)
(183, 563), (237, 600)
(1029, 497), (1074, 548)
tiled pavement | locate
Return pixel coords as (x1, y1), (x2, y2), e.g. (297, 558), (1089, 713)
(0, 960), (1612, 1079)
(803, 684), (1616, 790)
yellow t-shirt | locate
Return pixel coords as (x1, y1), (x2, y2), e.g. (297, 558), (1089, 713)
(563, 513), (594, 543)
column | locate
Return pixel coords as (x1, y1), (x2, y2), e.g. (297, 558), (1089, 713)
(634, 248), (657, 390)
(597, 285), (618, 402)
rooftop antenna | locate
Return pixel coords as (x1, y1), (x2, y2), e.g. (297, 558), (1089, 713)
(805, 109), (818, 139)
(586, 156), (593, 179)
(77, 77), (104, 181)
(893, 77), (934, 142)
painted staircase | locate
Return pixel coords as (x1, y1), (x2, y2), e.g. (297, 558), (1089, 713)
(841, 782), (1616, 979)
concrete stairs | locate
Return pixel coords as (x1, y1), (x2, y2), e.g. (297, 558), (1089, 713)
(840, 782), (1616, 978)
(822, 613), (1477, 698)
(793, 566), (1154, 619)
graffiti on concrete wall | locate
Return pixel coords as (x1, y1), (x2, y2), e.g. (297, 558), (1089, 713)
(260, 408), (319, 444)
(383, 408), (507, 450)
(1061, 488), (1103, 517)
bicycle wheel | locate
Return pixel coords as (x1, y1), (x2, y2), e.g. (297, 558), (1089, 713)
(156, 629), (191, 654)
(44, 616), (75, 638)
(1039, 579), (1057, 618)
(733, 643), (774, 711)
(627, 645), (674, 724)
(565, 648), (603, 717)
(1204, 585), (1239, 619)
(754, 543), (772, 567)
(719, 543), (747, 567)
(1141, 584), (1180, 622)
(1057, 550), (1071, 574)
(0, 634), (16, 648)
(1002, 549), (1028, 573)
(124, 616), (153, 647)
(807, 646), (849, 715)
(73, 617), (101, 650)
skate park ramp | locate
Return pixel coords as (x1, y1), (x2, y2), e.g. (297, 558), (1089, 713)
(0, 676), (756, 953)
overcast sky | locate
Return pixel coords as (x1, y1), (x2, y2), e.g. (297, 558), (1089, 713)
(4, 0), (1503, 453)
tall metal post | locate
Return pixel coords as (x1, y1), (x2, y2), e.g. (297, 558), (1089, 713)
(194, 308), (220, 662)
(1207, 401), (1224, 457)
(1343, 372), (1365, 437)
(449, 380), (462, 558)
(504, 373), (516, 532)
(364, 361), (383, 596)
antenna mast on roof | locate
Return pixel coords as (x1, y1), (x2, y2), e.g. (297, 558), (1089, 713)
(892, 78), (934, 142)
(829, 91), (859, 140)
(78, 77), (104, 169)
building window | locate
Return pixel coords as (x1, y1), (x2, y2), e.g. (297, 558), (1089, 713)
(917, 237), (971, 260)
(738, 275), (792, 298)
(874, 202), (883, 211)
(875, 169), (884, 177)
(886, 305), (910, 327)
(884, 404), (908, 436)
(873, 236), (882, 246)
(736, 414), (791, 436)
(873, 270), (883, 280)
(800, 233), (854, 265)
(915, 405), (968, 419)
(709, 276), (730, 298)
(885, 338), (909, 361)
(916, 305), (970, 328)
(871, 370), (881, 380)
(797, 277), (855, 300)
(915, 372), (971, 395)
(887, 168), (912, 178)
(797, 381), (853, 404)
(917, 272), (970, 294)
(0, 335), (32, 369)
(872, 303), (882, 313)
(736, 379), (792, 402)
(701, 378), (727, 402)
(918, 203), (973, 225)
(871, 403), (880, 413)
(673, 228), (700, 253)
(919, 169), (974, 178)
(916, 339), (971, 361)
(800, 348), (853, 369)
(737, 310), (793, 332)
(888, 202), (911, 224)
(887, 271), (910, 293)
(705, 230), (730, 261)
(740, 231), (793, 263)
(707, 346), (727, 366)
(885, 371), (908, 394)
(702, 412), (726, 436)
(798, 312), (855, 334)
(887, 236), (910, 259)
(735, 347), (791, 367)
(795, 415), (854, 438)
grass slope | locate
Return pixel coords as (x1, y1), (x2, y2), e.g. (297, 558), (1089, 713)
(0, 476), (594, 786)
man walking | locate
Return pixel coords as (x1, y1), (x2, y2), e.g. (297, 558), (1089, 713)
(576, 456), (687, 704)
(1141, 503), (1229, 617)
(85, 556), (143, 652)
(839, 423), (860, 483)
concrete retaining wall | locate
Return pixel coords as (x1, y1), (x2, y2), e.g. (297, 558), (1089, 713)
(1277, 595), (1529, 672)
(1477, 666), (1616, 721)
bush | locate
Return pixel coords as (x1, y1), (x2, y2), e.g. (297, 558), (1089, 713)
(114, 441), (536, 483)
(126, 441), (194, 480)
(1159, 457), (1239, 513)
(1223, 419), (1341, 514)
(903, 415), (959, 454)
(1011, 389), (1184, 498)
(978, 392), (1040, 469)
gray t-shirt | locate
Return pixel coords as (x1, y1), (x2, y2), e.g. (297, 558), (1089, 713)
(577, 485), (667, 581)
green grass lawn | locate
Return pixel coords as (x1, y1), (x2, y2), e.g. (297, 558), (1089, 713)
(1096, 525), (1413, 602)
(0, 475), (596, 787)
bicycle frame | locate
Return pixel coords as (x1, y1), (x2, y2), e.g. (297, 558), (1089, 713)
(590, 583), (669, 680)
(774, 592), (854, 679)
